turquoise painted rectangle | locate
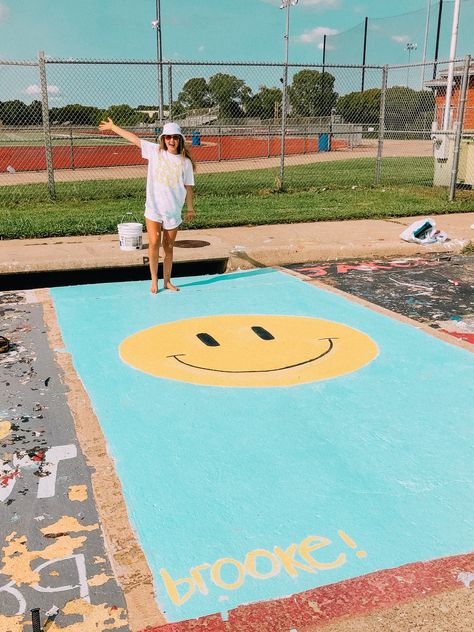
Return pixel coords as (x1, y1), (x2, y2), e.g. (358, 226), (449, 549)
(51, 269), (474, 623)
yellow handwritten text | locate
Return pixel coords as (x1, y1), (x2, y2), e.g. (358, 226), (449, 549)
(160, 530), (366, 606)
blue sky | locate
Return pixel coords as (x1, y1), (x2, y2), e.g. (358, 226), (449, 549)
(1, 0), (473, 106)
(1, 0), (472, 64)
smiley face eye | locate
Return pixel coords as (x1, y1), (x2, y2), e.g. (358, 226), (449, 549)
(252, 326), (274, 341)
(196, 333), (220, 347)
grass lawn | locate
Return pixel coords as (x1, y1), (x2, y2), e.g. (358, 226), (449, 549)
(0, 157), (472, 239)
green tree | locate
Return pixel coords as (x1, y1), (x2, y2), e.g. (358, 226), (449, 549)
(168, 100), (186, 119)
(336, 88), (381, 124)
(101, 104), (147, 127)
(289, 70), (337, 118)
(208, 73), (251, 119)
(385, 87), (435, 130)
(27, 100), (43, 125)
(0, 100), (30, 125)
(246, 86), (282, 119)
(336, 87), (435, 129)
(178, 78), (211, 110)
(49, 104), (103, 126)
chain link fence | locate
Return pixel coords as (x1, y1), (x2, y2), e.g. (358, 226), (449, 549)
(322, 1), (474, 68)
(0, 54), (473, 209)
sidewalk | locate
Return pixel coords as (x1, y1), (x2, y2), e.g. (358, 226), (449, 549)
(1, 213), (473, 279)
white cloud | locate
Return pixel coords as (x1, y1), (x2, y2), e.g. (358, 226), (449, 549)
(297, 26), (338, 49)
(197, 45), (205, 52)
(392, 35), (410, 44)
(0, 2), (10, 23)
(25, 84), (60, 96)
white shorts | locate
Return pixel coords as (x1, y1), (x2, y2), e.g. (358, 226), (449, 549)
(145, 208), (182, 230)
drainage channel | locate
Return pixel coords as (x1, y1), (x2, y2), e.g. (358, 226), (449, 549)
(0, 258), (228, 291)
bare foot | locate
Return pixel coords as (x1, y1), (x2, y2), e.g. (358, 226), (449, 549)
(150, 280), (158, 294)
(164, 281), (180, 292)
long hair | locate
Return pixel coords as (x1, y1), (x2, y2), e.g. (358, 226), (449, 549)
(159, 135), (196, 172)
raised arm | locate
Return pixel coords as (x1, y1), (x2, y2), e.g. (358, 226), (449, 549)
(98, 117), (141, 148)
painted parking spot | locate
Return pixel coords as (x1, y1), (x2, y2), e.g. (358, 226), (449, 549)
(287, 254), (474, 344)
(0, 291), (128, 632)
(51, 269), (474, 624)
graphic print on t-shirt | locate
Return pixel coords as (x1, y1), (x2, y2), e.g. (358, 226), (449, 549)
(154, 155), (182, 188)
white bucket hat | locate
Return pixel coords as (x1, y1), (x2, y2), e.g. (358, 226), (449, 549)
(159, 122), (185, 141)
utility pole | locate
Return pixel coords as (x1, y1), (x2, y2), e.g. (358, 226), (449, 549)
(361, 17), (368, 92)
(152, 0), (164, 123)
(406, 42), (418, 87)
(421, 0), (432, 88)
(442, 0), (461, 131)
(279, 0), (298, 189)
(433, 0), (444, 79)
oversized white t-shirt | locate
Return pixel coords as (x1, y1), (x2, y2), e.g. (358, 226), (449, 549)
(141, 139), (194, 225)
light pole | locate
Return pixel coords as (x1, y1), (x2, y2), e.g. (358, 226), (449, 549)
(421, 0), (432, 89)
(152, 0), (164, 124)
(279, 0), (298, 188)
(405, 42), (417, 88)
(442, 0), (461, 132)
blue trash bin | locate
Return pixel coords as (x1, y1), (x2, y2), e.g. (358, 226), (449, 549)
(318, 133), (330, 152)
(191, 131), (201, 147)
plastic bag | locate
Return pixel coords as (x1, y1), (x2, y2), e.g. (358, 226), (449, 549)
(400, 218), (448, 245)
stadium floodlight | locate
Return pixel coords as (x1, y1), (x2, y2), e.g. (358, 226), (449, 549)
(278, 0), (298, 187)
(152, 0), (164, 124)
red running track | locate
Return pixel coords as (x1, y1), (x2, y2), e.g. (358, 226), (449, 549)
(0, 136), (347, 173)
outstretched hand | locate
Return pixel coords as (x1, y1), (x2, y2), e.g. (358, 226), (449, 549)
(98, 117), (114, 131)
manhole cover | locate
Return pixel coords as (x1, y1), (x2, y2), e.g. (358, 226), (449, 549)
(174, 240), (210, 249)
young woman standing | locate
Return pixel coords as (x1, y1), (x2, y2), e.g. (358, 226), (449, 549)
(99, 118), (195, 293)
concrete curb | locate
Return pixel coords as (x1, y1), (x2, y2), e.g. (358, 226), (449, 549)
(0, 213), (472, 279)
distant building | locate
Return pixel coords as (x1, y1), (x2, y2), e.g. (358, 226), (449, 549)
(137, 108), (169, 119)
(425, 63), (474, 129)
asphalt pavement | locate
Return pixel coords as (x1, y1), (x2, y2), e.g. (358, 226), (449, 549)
(1, 214), (473, 632)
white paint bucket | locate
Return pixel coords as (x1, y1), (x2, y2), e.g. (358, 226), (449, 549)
(118, 222), (143, 251)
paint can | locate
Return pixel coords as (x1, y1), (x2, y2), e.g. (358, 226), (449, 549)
(118, 214), (143, 251)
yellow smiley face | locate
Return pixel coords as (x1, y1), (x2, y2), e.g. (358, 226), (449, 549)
(119, 315), (378, 388)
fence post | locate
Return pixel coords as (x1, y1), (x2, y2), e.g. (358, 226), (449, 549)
(69, 126), (75, 170)
(279, 59), (289, 188)
(38, 50), (56, 201)
(375, 64), (388, 185)
(449, 54), (471, 202)
(361, 16), (368, 92)
(168, 63), (173, 120)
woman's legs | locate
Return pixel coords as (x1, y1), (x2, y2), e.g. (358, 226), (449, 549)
(145, 218), (162, 294)
(162, 227), (179, 291)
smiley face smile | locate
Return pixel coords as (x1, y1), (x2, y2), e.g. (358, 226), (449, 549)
(167, 337), (335, 373)
(119, 315), (378, 388)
